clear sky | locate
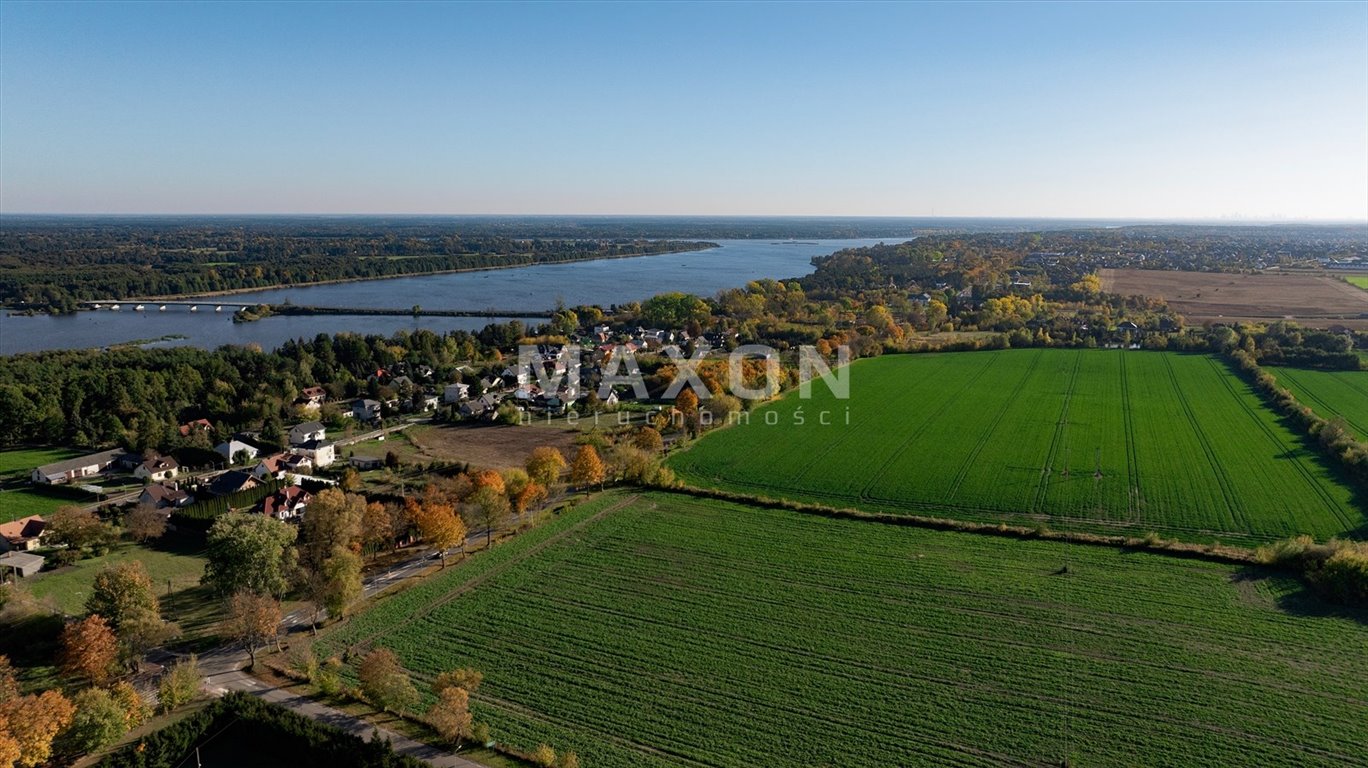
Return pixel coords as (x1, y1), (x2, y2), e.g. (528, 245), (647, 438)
(1, 1), (1365, 219)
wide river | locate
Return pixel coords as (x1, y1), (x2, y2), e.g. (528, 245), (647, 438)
(0, 238), (901, 355)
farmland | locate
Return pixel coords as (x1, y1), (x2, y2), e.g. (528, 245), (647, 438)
(668, 349), (1364, 543)
(1098, 268), (1368, 330)
(1347, 275), (1368, 290)
(1270, 366), (1368, 441)
(318, 491), (1368, 768)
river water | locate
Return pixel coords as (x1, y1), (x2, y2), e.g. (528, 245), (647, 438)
(0, 238), (901, 355)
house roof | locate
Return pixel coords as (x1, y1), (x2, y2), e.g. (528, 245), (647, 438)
(141, 455), (179, 473)
(300, 386), (327, 398)
(34, 449), (124, 478)
(141, 484), (190, 505)
(207, 470), (258, 497)
(261, 485), (311, 516)
(0, 515), (46, 543)
(0, 552), (45, 571)
(290, 421), (325, 435)
(179, 419), (213, 437)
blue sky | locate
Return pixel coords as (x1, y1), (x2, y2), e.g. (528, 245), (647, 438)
(1, 1), (1365, 219)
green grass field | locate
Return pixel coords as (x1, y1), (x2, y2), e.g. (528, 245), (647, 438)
(1271, 366), (1368, 442)
(0, 486), (99, 523)
(1345, 275), (1368, 290)
(668, 349), (1364, 542)
(0, 447), (81, 481)
(25, 538), (207, 616)
(318, 491), (1368, 768)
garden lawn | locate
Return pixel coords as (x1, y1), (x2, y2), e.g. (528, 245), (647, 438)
(25, 536), (207, 616)
(317, 491), (1368, 768)
(668, 349), (1365, 543)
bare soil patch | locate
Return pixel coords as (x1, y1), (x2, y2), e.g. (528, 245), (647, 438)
(405, 423), (579, 470)
(1099, 268), (1368, 329)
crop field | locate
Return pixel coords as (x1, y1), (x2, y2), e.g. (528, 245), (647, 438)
(1347, 275), (1368, 290)
(318, 491), (1368, 768)
(1099, 268), (1368, 330)
(668, 349), (1364, 542)
(1270, 366), (1368, 442)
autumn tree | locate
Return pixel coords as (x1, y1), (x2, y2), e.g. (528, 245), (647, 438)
(531, 744), (557, 768)
(222, 591), (281, 668)
(361, 500), (395, 557)
(465, 485), (510, 549)
(203, 513), (298, 598)
(514, 481), (547, 515)
(299, 489), (366, 628)
(87, 561), (175, 661)
(410, 497), (467, 565)
(526, 446), (567, 487)
(59, 615), (118, 685)
(125, 503), (168, 542)
(675, 387), (701, 436)
(157, 655), (202, 712)
(570, 444), (605, 489)
(299, 488), (365, 565)
(0, 687), (75, 768)
(358, 648), (419, 715)
(632, 426), (664, 452)
(426, 686), (472, 745)
(432, 667), (483, 696)
(558, 752), (580, 768)
(109, 681), (150, 729)
(46, 506), (115, 555)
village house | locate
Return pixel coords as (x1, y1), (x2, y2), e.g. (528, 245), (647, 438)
(254, 452), (313, 481)
(460, 393), (502, 419)
(353, 399), (382, 422)
(135, 455), (180, 482)
(206, 469), (260, 497)
(0, 515), (48, 552)
(443, 382), (471, 403)
(288, 421), (327, 447)
(178, 418), (213, 438)
(214, 440), (259, 464)
(31, 448), (125, 485)
(291, 439), (336, 468)
(259, 485), (312, 520)
(139, 483), (192, 509)
(296, 386), (328, 410)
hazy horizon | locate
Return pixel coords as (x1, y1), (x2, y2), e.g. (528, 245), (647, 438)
(2, 1), (1365, 220)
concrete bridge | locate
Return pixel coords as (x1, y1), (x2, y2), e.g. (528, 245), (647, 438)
(78, 300), (551, 318)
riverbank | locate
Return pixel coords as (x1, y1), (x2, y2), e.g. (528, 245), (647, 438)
(234, 304), (556, 323)
(41, 242), (719, 306)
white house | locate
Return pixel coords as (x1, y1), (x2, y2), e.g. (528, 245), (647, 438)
(288, 421), (327, 447)
(31, 449), (124, 485)
(134, 455), (180, 482)
(215, 440), (259, 464)
(443, 382), (471, 403)
(291, 440), (336, 468)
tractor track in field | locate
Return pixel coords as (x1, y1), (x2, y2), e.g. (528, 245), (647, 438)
(856, 350), (1009, 503)
(1029, 349), (1083, 514)
(1207, 357), (1354, 531)
(1276, 367), (1368, 439)
(944, 349), (1051, 503)
(1118, 352), (1145, 523)
(1161, 354), (1249, 534)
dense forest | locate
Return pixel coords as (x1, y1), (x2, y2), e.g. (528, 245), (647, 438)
(0, 218), (715, 311)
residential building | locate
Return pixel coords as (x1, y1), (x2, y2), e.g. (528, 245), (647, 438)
(353, 399), (382, 421)
(259, 485), (312, 520)
(206, 470), (260, 497)
(291, 439), (336, 468)
(135, 455), (180, 482)
(288, 421), (327, 447)
(139, 483), (192, 509)
(214, 440), (259, 464)
(444, 382), (471, 403)
(0, 516), (48, 552)
(31, 449), (124, 485)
